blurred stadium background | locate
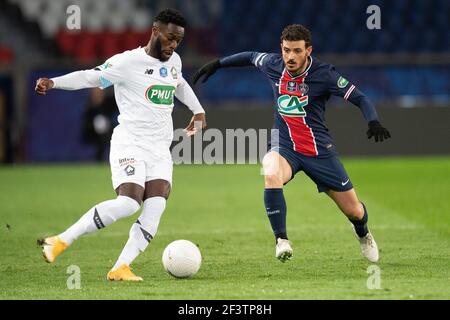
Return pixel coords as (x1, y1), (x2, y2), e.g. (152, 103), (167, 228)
(0, 0), (449, 163)
(0, 0), (449, 301)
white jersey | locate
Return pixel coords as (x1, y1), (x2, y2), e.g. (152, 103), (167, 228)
(50, 47), (203, 188)
(99, 48), (182, 148)
(51, 47), (204, 152)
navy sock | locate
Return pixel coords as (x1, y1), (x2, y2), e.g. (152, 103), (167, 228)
(349, 202), (369, 237)
(264, 188), (287, 241)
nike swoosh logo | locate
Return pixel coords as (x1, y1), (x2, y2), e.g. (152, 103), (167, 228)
(341, 179), (350, 186)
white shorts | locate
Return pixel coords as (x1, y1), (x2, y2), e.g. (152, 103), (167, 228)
(110, 143), (173, 190)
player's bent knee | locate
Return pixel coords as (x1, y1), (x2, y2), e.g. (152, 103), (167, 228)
(344, 203), (364, 220)
(264, 174), (284, 188)
(116, 183), (145, 204)
(161, 184), (171, 200)
(144, 180), (171, 200)
(262, 152), (279, 172)
(263, 152), (292, 184)
(151, 187), (171, 200)
(262, 158), (280, 177)
(163, 187), (171, 200)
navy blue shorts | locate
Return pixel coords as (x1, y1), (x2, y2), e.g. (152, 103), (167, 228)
(272, 146), (353, 193)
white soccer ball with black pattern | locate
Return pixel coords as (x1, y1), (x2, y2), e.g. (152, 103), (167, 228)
(162, 240), (202, 278)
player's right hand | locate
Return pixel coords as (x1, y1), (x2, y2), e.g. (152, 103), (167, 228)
(192, 59), (221, 85)
(35, 78), (54, 95)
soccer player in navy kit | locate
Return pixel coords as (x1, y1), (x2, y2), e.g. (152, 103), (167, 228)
(193, 25), (391, 263)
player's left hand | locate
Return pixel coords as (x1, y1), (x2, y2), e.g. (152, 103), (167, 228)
(367, 120), (391, 142)
(184, 113), (207, 137)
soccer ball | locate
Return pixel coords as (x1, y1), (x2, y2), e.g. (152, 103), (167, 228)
(162, 240), (202, 278)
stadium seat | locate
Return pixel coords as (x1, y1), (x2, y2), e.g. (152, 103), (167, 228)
(100, 31), (122, 59)
(220, 0), (448, 54)
(75, 32), (99, 64)
(56, 30), (80, 56)
(122, 30), (145, 51)
(6, 0), (154, 61)
(0, 47), (14, 63)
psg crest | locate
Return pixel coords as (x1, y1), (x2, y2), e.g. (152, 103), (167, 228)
(298, 83), (309, 95)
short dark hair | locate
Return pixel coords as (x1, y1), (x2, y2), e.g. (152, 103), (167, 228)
(154, 8), (187, 28)
(281, 24), (312, 47)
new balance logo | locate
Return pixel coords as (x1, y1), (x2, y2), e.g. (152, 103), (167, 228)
(145, 69), (154, 75)
(140, 227), (153, 243)
(93, 208), (105, 229)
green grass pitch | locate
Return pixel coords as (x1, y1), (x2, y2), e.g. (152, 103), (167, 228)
(0, 157), (449, 299)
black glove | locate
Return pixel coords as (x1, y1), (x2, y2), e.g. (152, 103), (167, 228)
(192, 59), (221, 84)
(367, 120), (391, 142)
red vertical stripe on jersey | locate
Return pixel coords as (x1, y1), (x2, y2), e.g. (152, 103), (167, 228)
(281, 115), (317, 156)
(279, 69), (318, 156)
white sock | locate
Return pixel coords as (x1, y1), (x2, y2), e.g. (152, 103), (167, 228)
(59, 196), (141, 245)
(113, 197), (166, 269)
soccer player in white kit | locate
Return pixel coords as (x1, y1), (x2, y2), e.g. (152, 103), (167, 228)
(35, 9), (206, 281)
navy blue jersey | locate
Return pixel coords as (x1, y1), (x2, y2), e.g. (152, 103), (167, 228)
(220, 52), (379, 157)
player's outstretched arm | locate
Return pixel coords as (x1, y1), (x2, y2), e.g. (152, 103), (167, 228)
(192, 59), (221, 84)
(34, 69), (106, 95)
(327, 67), (391, 143)
(192, 52), (256, 85)
(34, 50), (129, 94)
